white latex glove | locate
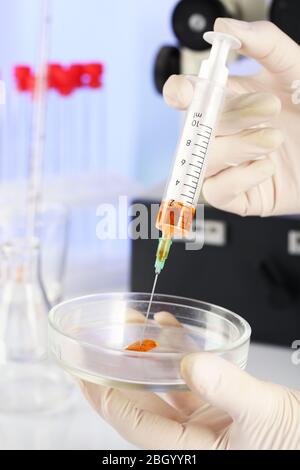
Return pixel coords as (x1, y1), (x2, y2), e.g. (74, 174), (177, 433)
(79, 312), (300, 450)
(163, 19), (300, 216)
(79, 352), (300, 450)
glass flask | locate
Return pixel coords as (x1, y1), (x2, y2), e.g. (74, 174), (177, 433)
(0, 237), (73, 413)
(0, 203), (69, 305)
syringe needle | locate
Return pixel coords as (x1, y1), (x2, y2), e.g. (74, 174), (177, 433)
(141, 273), (159, 342)
(139, 238), (171, 342)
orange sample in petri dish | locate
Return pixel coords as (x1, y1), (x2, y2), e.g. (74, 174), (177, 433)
(126, 339), (159, 352)
(156, 200), (195, 238)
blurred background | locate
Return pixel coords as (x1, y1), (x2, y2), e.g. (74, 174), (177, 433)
(0, 0), (183, 297)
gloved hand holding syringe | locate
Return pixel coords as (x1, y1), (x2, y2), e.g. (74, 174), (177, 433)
(127, 31), (241, 352)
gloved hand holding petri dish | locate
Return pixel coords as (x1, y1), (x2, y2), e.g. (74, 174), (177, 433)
(48, 294), (300, 450)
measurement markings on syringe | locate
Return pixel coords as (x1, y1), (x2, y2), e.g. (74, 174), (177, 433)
(170, 122), (213, 206)
(196, 136), (210, 143)
(198, 124), (212, 133)
(192, 153), (204, 160)
(189, 163), (202, 169)
(181, 163), (202, 203)
(186, 175), (198, 184)
(179, 126), (212, 205)
(181, 194), (194, 202)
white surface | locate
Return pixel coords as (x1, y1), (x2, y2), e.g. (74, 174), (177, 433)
(247, 342), (300, 390)
(0, 342), (298, 450)
(0, 388), (135, 451)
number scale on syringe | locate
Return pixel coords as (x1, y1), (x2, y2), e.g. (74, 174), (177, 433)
(170, 119), (212, 207)
(165, 80), (225, 208)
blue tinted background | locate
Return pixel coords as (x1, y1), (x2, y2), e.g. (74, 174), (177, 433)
(0, 0), (180, 186)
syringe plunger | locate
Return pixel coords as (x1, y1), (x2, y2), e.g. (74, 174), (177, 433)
(199, 32), (241, 86)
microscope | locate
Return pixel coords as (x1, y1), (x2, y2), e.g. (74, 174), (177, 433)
(154, 0), (300, 93)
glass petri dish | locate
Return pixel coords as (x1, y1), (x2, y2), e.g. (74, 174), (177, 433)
(48, 293), (251, 392)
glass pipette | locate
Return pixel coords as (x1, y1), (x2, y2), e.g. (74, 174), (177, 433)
(136, 32), (241, 347)
(26, 0), (52, 239)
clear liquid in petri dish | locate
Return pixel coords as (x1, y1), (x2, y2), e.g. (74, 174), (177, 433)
(49, 293), (250, 391)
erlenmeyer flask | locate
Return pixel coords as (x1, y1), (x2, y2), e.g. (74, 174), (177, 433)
(0, 238), (73, 413)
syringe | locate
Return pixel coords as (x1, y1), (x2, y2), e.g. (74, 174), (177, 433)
(155, 31), (241, 274)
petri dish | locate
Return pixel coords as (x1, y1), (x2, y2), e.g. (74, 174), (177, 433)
(48, 293), (251, 392)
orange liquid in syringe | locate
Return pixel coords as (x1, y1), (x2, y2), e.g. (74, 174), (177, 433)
(156, 200), (195, 238)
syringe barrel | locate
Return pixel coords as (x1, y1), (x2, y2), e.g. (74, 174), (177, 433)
(156, 77), (226, 238)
